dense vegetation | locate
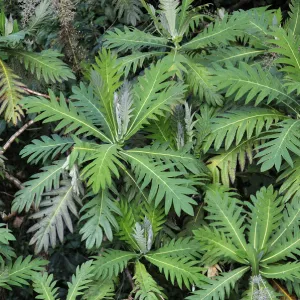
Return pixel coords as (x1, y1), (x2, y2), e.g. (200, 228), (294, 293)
(0, 0), (300, 299)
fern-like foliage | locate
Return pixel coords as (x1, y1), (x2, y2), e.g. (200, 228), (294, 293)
(10, 49), (75, 83)
(277, 158), (300, 202)
(12, 160), (66, 212)
(287, 0), (300, 35)
(121, 151), (197, 216)
(27, 180), (82, 253)
(20, 135), (74, 165)
(0, 59), (25, 124)
(186, 267), (249, 300)
(66, 260), (94, 300)
(112, 0), (143, 26)
(82, 278), (115, 300)
(79, 190), (121, 249)
(32, 272), (59, 300)
(145, 254), (204, 289)
(0, 256), (47, 290)
(255, 119), (300, 171)
(0, 1), (73, 123)
(93, 250), (138, 280)
(133, 262), (166, 300)
(203, 107), (284, 152)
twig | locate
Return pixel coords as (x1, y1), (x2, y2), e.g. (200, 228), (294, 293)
(0, 120), (35, 155)
(2, 172), (24, 221)
(125, 268), (135, 290)
(4, 171), (23, 190)
(22, 87), (51, 99)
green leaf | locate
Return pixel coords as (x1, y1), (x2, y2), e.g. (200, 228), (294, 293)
(203, 107), (284, 152)
(0, 59), (25, 124)
(32, 272), (59, 300)
(91, 49), (122, 140)
(207, 138), (258, 186)
(205, 185), (248, 253)
(66, 260), (94, 300)
(0, 256), (48, 290)
(20, 135), (74, 165)
(133, 262), (166, 300)
(288, 0), (300, 35)
(255, 119), (300, 171)
(145, 254), (206, 290)
(212, 62), (298, 108)
(181, 54), (223, 106)
(126, 142), (202, 174)
(261, 262), (300, 280)
(248, 185), (283, 252)
(118, 51), (164, 77)
(71, 83), (113, 140)
(186, 267), (249, 300)
(206, 47), (265, 65)
(181, 14), (245, 50)
(79, 190), (121, 249)
(104, 26), (169, 52)
(278, 158), (300, 202)
(113, 0), (143, 26)
(121, 151), (197, 216)
(22, 90), (112, 143)
(82, 278), (115, 299)
(11, 50), (75, 83)
(150, 237), (201, 259)
(193, 226), (245, 264)
(116, 200), (140, 250)
(71, 141), (122, 193)
(126, 58), (186, 138)
(12, 160), (65, 212)
(28, 180), (81, 253)
(93, 250), (138, 280)
(268, 27), (300, 80)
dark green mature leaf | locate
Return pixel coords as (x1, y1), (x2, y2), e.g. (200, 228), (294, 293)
(79, 190), (121, 249)
(20, 135), (74, 165)
(186, 267), (249, 299)
(121, 151), (197, 216)
(255, 119), (300, 171)
(12, 160), (65, 212)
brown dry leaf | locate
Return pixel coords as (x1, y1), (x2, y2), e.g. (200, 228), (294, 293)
(207, 264), (222, 278)
(13, 216), (24, 228)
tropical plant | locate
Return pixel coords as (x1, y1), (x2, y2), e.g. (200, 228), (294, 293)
(187, 184), (300, 299)
(0, 0), (74, 124)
